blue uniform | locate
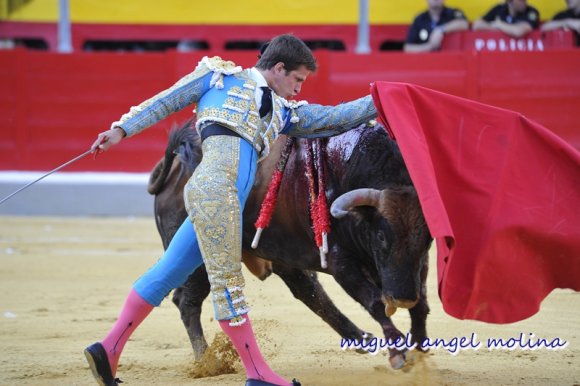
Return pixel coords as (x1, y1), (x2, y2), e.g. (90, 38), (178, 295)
(481, 3), (540, 29)
(406, 7), (467, 44)
(551, 8), (580, 45)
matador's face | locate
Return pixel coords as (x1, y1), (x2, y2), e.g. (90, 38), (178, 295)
(269, 63), (311, 99)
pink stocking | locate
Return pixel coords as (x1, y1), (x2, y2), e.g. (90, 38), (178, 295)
(219, 316), (290, 385)
(100, 289), (154, 375)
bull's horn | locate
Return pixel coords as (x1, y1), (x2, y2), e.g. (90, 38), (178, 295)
(330, 188), (381, 218)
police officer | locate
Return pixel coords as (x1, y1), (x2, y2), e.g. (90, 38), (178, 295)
(473, 0), (540, 37)
(541, 0), (580, 45)
(404, 0), (469, 53)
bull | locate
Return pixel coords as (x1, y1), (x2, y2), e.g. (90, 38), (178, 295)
(148, 120), (432, 369)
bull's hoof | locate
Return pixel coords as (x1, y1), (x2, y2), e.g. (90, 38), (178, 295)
(416, 345), (430, 353)
(412, 339), (430, 353)
(389, 352), (406, 370)
(355, 332), (374, 354)
(191, 337), (208, 361)
(409, 330), (428, 352)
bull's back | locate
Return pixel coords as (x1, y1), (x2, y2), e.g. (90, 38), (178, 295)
(240, 124), (405, 271)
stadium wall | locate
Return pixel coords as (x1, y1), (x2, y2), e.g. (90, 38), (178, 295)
(1, 46), (579, 175)
(0, 0), (568, 52)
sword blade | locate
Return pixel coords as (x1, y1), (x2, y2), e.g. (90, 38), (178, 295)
(0, 148), (94, 206)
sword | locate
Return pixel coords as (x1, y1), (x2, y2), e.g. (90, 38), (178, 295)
(0, 147), (96, 206)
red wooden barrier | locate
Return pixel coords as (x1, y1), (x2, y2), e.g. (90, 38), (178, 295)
(0, 49), (579, 173)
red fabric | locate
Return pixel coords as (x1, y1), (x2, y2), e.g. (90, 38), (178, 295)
(255, 170), (284, 229)
(371, 82), (580, 323)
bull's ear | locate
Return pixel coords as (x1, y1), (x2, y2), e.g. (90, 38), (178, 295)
(148, 158), (166, 195)
(378, 186), (419, 224)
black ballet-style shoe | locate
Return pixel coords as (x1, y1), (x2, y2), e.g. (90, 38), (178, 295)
(245, 378), (301, 386)
(84, 342), (123, 386)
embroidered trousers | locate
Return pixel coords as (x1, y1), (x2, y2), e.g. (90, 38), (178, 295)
(133, 135), (258, 325)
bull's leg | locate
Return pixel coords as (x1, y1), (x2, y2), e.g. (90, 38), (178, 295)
(408, 254), (429, 351)
(329, 254), (407, 369)
(171, 265), (211, 361)
(272, 262), (370, 344)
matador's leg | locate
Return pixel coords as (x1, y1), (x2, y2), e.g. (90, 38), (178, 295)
(184, 135), (257, 326)
(184, 134), (293, 385)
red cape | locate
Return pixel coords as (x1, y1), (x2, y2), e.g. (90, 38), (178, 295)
(371, 82), (580, 323)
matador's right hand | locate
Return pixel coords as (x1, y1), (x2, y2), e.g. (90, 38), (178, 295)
(91, 127), (126, 154)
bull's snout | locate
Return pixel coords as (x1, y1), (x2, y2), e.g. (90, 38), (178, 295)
(382, 294), (419, 317)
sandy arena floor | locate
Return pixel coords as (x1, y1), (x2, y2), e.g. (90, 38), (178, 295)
(0, 216), (578, 385)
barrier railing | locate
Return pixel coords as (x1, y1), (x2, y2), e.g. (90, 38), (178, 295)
(1, 48), (578, 172)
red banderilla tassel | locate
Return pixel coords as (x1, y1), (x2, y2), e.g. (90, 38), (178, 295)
(314, 139), (330, 262)
(252, 137), (294, 248)
(312, 139), (330, 268)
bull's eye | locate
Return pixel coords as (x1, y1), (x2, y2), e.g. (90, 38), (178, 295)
(377, 231), (385, 242)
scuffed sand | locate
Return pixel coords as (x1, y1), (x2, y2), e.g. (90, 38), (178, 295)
(0, 216), (578, 385)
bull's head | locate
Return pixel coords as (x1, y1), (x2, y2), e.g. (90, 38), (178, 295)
(331, 187), (431, 317)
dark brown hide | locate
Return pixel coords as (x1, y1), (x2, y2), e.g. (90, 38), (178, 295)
(149, 121), (432, 370)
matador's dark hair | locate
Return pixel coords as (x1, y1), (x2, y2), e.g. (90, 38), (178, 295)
(256, 34), (317, 73)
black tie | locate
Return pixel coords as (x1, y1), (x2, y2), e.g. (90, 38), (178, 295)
(259, 86), (272, 118)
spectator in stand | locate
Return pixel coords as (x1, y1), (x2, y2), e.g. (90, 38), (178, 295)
(541, 0), (580, 45)
(472, 0), (540, 37)
(404, 0), (469, 53)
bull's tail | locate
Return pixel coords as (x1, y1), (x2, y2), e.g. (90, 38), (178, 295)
(147, 119), (201, 195)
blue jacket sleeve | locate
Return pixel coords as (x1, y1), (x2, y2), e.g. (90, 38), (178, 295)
(111, 70), (212, 137)
(281, 95), (377, 138)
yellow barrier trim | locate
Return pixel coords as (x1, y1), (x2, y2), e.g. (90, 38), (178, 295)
(3, 0), (564, 25)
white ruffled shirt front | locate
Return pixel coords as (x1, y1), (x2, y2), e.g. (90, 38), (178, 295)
(248, 67), (270, 113)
